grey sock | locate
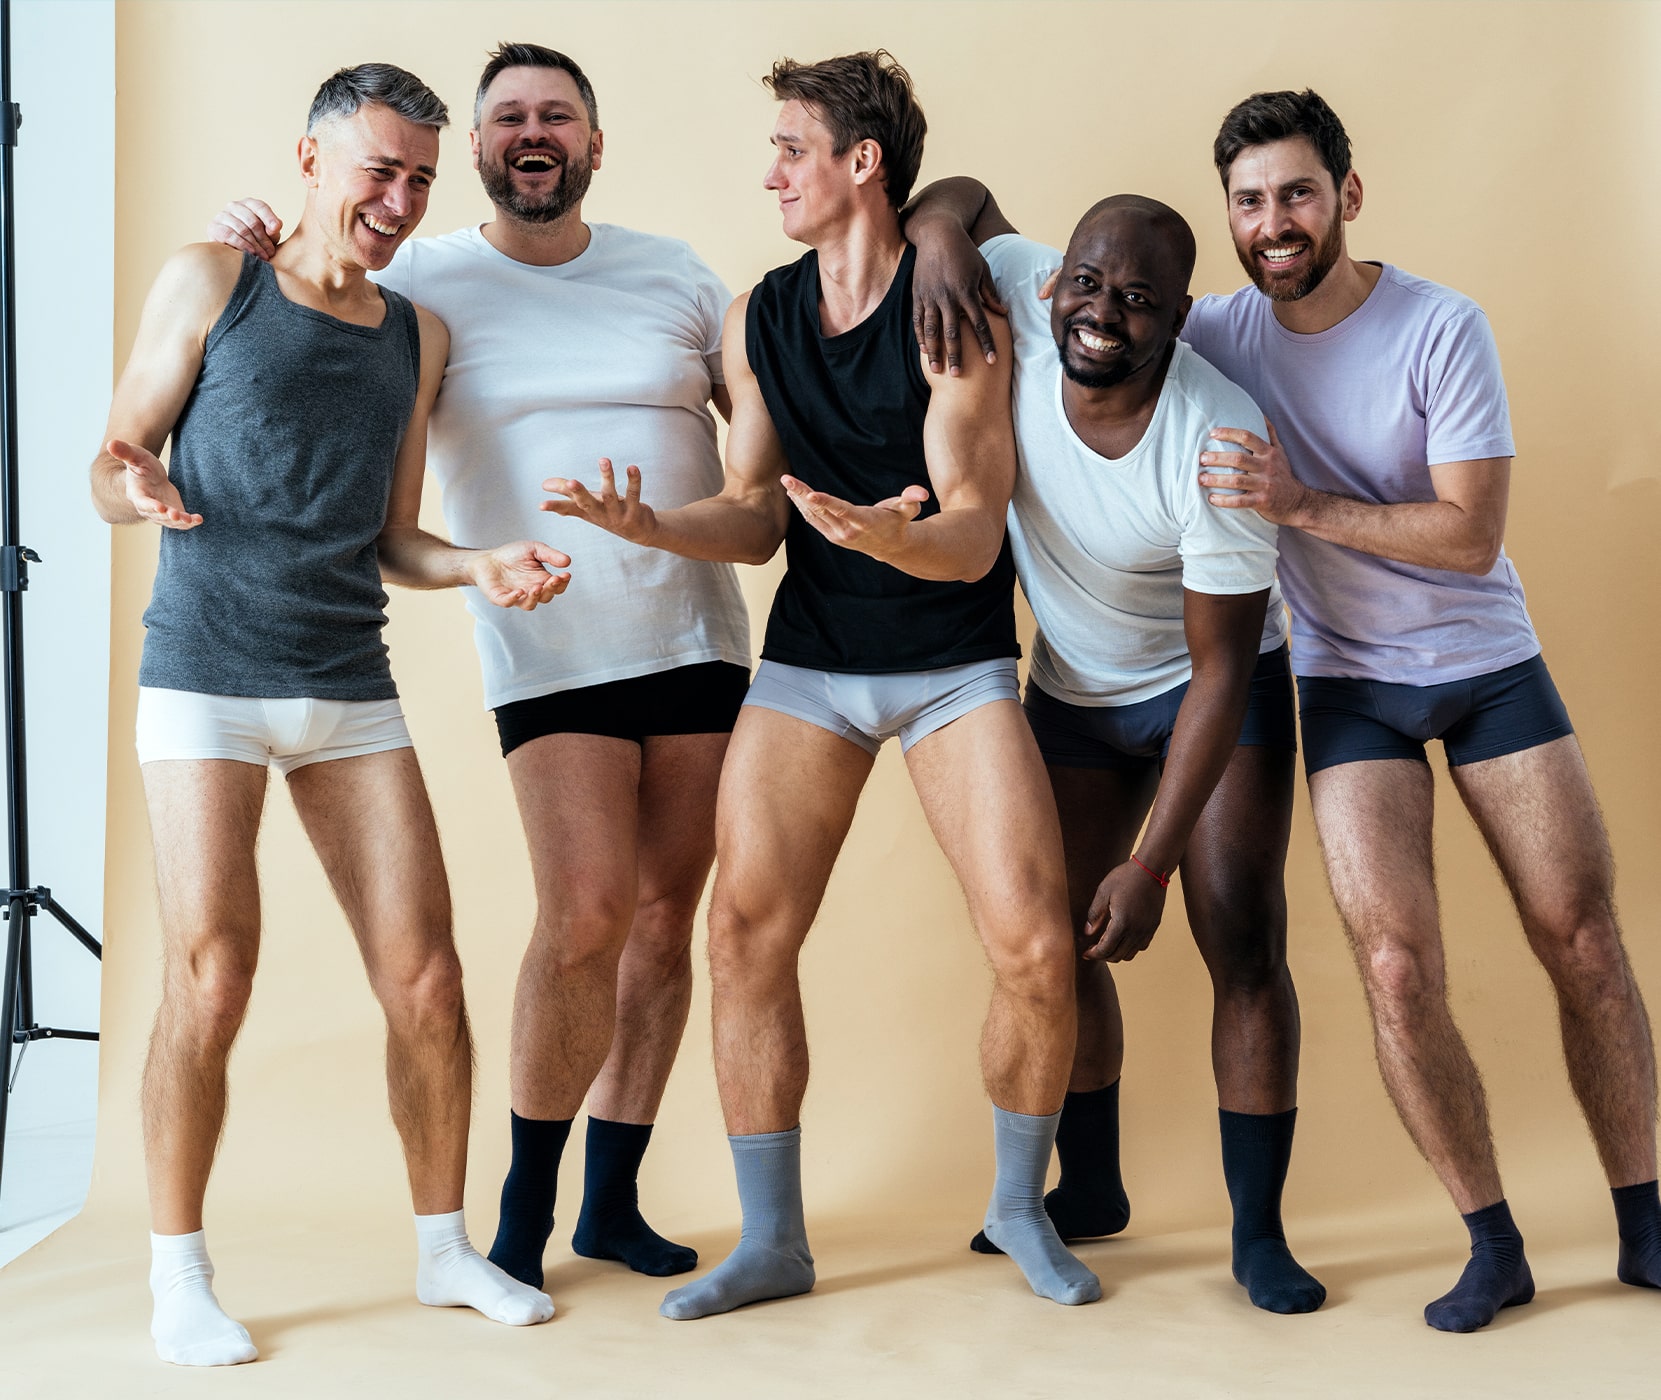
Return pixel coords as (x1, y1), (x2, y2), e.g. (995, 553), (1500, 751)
(660, 1128), (815, 1320)
(982, 1105), (1102, 1305)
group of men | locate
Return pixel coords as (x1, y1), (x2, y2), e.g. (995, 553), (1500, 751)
(91, 40), (1660, 1367)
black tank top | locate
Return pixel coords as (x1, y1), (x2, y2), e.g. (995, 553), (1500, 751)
(747, 244), (1018, 673)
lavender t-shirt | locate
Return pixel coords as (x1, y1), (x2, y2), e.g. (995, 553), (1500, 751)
(1182, 266), (1539, 685)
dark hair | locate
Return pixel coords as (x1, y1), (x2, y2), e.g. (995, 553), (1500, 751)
(1213, 89), (1351, 190)
(764, 50), (927, 209)
(307, 63), (449, 134)
(474, 42), (599, 128)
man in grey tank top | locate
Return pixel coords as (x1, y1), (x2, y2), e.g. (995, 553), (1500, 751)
(90, 65), (568, 1366)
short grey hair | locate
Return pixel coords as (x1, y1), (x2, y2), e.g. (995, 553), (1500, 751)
(306, 63), (450, 135)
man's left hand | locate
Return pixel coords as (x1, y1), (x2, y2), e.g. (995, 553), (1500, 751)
(781, 476), (929, 562)
(1198, 420), (1311, 525)
(1082, 860), (1170, 962)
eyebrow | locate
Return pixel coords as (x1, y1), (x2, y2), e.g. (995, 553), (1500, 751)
(771, 130), (804, 147)
(369, 153), (438, 179)
(488, 98), (581, 118)
(1231, 173), (1323, 198)
(1072, 259), (1156, 291)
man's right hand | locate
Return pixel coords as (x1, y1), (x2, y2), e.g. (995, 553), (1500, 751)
(206, 198), (283, 260)
(542, 458), (660, 546)
(911, 222), (1005, 377)
(108, 439), (202, 530)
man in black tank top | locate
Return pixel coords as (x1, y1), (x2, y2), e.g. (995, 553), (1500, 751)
(549, 52), (1096, 1317)
(90, 67), (567, 1365)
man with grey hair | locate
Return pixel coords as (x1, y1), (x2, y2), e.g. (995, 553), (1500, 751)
(210, 42), (749, 1298)
(95, 62), (561, 1365)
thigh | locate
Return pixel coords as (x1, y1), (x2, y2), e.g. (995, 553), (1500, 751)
(904, 698), (1069, 931)
(141, 758), (269, 955)
(1307, 759), (1440, 957)
(636, 731), (729, 908)
(710, 705), (873, 939)
(285, 746), (453, 976)
(507, 731), (643, 922)
(1179, 744), (1295, 969)
(1450, 734), (1614, 932)
(1047, 763), (1160, 932)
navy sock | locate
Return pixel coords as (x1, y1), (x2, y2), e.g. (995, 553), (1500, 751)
(487, 1112), (572, 1289)
(1613, 1179), (1661, 1288)
(571, 1118), (697, 1277)
(1220, 1107), (1326, 1314)
(971, 1082), (1130, 1254)
(1423, 1198), (1534, 1332)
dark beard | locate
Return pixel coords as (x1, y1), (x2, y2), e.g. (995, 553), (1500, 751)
(1056, 335), (1135, 390)
(479, 151), (593, 224)
(1238, 206), (1343, 302)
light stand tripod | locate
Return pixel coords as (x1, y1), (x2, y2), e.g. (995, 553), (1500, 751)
(0, 0), (103, 1215)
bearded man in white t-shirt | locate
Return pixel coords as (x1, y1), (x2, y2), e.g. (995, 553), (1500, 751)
(903, 186), (1325, 1314)
(210, 42), (750, 1294)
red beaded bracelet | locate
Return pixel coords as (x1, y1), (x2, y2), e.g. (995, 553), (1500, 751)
(1129, 853), (1170, 889)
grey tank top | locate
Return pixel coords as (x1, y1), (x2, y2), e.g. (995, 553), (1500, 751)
(139, 253), (420, 700)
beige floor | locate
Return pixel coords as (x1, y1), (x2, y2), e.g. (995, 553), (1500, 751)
(3, 1187), (1651, 1399)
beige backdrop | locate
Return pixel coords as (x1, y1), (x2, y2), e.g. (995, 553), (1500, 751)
(7, 2), (1661, 1395)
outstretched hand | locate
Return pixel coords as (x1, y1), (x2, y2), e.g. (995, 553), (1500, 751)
(1081, 860), (1169, 962)
(911, 226), (1007, 376)
(1198, 420), (1309, 524)
(206, 198), (283, 261)
(468, 540), (572, 611)
(542, 458), (660, 546)
(780, 476), (929, 561)
(108, 438), (202, 530)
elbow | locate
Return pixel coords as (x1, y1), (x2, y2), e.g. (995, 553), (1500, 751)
(1455, 533), (1503, 576)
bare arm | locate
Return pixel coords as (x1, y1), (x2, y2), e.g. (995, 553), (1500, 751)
(902, 176), (1017, 374)
(782, 317), (1016, 582)
(542, 292), (790, 565)
(376, 308), (571, 610)
(1084, 589), (1270, 962)
(1199, 422), (1509, 575)
(91, 243), (246, 526)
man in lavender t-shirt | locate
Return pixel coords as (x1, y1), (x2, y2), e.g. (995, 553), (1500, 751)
(1187, 89), (1661, 1332)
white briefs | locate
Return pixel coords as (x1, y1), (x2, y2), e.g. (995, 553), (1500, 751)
(135, 687), (412, 775)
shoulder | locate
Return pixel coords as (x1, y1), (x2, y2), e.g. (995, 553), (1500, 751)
(1376, 265), (1488, 322)
(1169, 340), (1264, 427)
(980, 232), (1061, 284)
(157, 242), (246, 303)
(412, 302), (449, 350)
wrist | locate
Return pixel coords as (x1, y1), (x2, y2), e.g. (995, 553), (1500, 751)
(1128, 853), (1171, 889)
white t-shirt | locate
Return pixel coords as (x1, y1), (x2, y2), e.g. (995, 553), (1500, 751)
(375, 223), (750, 709)
(984, 234), (1287, 708)
(1182, 267), (1535, 685)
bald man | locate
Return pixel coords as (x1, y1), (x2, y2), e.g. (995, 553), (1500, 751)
(902, 184), (1324, 1312)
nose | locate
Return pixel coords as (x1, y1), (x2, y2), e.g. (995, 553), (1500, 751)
(764, 158), (784, 192)
(382, 179), (412, 218)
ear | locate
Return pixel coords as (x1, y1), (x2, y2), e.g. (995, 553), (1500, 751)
(1341, 169), (1363, 223)
(298, 134), (320, 187)
(848, 137), (883, 187)
(590, 126), (604, 172)
(1171, 294), (1193, 338)
(469, 126), (482, 171)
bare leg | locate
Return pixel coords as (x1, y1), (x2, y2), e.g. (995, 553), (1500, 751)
(576, 731), (728, 1276)
(661, 708), (869, 1320)
(1183, 744), (1322, 1313)
(141, 759), (267, 1367)
(1311, 758), (1531, 1330)
(287, 748), (550, 1327)
(1451, 736), (1661, 1288)
(907, 701), (1098, 1305)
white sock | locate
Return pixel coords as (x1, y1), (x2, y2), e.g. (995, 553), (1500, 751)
(149, 1230), (258, 1366)
(415, 1209), (555, 1326)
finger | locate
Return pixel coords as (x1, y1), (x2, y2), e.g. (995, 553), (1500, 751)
(1037, 269), (1060, 301)
(920, 308), (944, 374)
(547, 571), (571, 594)
(531, 542), (572, 568)
(243, 198), (283, 236)
(900, 484), (930, 505)
(624, 463), (642, 507)
(941, 314), (962, 377)
(596, 458), (618, 501)
(978, 271), (1009, 318)
(1205, 490), (1257, 509)
(1198, 472), (1252, 491)
(1198, 451), (1255, 471)
(1265, 418), (1281, 448)
(1208, 426), (1267, 452)
(108, 437), (158, 470)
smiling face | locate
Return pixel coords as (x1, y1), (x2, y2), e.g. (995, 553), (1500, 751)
(302, 102), (439, 271)
(1050, 209), (1192, 391)
(764, 98), (868, 245)
(471, 65), (602, 224)
(1225, 136), (1358, 302)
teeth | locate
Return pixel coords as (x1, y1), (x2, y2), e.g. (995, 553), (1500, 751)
(1261, 246), (1304, 263)
(362, 214), (398, 236)
(1076, 329), (1122, 352)
(513, 152), (556, 170)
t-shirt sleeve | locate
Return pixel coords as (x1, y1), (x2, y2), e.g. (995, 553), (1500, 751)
(1422, 308), (1515, 465)
(686, 245), (733, 387)
(1177, 379), (1280, 595)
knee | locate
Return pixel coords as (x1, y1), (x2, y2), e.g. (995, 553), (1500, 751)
(165, 940), (257, 1051)
(706, 890), (795, 995)
(378, 947), (465, 1035)
(533, 885), (636, 974)
(990, 929), (1074, 1008)
(1360, 938), (1443, 1022)
(1528, 899), (1629, 989)
(1204, 918), (1290, 1001)
(627, 887), (699, 975)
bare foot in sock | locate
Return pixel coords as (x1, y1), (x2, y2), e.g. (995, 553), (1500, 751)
(416, 1211), (554, 1326)
(149, 1232), (258, 1367)
(659, 1241), (814, 1320)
